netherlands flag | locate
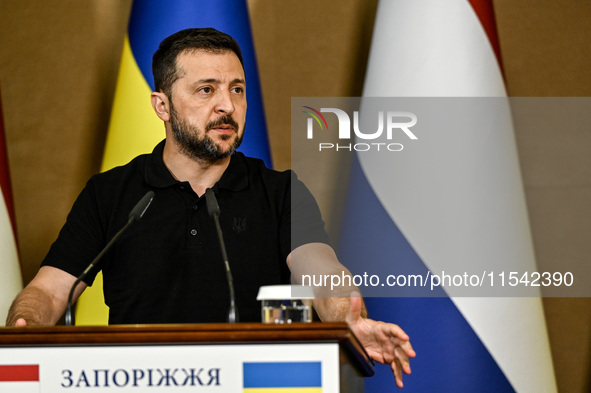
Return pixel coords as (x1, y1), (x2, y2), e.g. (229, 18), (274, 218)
(243, 362), (322, 392)
(338, 0), (558, 392)
(75, 0), (271, 325)
(0, 365), (39, 392)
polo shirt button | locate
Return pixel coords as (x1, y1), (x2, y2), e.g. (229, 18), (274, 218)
(190, 229), (197, 236)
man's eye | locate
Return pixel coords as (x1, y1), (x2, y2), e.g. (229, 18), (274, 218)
(232, 87), (244, 94)
(199, 87), (213, 94)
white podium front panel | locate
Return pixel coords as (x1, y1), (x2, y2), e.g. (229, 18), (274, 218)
(0, 343), (339, 392)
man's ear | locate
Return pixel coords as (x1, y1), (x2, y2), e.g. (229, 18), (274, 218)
(151, 91), (170, 122)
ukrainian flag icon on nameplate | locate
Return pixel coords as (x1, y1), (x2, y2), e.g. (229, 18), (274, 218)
(243, 362), (322, 392)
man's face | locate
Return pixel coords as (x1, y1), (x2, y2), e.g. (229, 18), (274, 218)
(168, 50), (246, 163)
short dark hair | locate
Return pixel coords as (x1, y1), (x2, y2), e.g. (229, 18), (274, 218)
(152, 28), (244, 96)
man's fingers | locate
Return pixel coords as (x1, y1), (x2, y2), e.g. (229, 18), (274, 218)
(382, 321), (410, 342)
(396, 337), (416, 358)
(15, 318), (27, 327)
(392, 355), (404, 388)
(395, 345), (412, 375)
(346, 309), (415, 388)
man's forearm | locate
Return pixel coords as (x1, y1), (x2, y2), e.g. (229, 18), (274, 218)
(313, 296), (368, 322)
(288, 243), (369, 322)
(5, 286), (61, 326)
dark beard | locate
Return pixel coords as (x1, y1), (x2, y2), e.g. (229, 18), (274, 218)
(170, 105), (243, 164)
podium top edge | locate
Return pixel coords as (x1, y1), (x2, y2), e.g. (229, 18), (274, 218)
(0, 322), (354, 347)
(0, 322), (374, 377)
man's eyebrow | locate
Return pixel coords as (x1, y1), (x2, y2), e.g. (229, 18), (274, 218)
(195, 78), (219, 84)
(194, 78), (246, 85)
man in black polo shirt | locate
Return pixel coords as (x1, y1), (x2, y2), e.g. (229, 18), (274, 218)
(6, 28), (415, 388)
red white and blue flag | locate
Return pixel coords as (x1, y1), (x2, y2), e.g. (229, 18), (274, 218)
(338, 1), (558, 391)
(0, 89), (22, 324)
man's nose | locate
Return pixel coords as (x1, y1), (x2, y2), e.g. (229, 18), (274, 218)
(213, 89), (235, 115)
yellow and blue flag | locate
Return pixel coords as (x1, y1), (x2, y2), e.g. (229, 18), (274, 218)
(243, 362), (322, 392)
(76, 0), (271, 325)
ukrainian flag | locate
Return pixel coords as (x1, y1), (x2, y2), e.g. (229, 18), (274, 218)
(75, 0), (271, 325)
(243, 362), (322, 392)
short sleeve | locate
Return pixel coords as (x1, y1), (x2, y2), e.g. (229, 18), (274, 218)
(41, 177), (107, 286)
(286, 171), (331, 254)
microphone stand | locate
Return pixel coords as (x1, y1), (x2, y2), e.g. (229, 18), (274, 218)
(205, 188), (238, 323)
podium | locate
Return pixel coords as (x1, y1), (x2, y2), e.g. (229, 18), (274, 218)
(0, 322), (373, 392)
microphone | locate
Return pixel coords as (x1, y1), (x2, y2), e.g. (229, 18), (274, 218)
(204, 188), (238, 323)
(64, 191), (155, 326)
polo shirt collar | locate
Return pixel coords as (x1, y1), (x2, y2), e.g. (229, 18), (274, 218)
(216, 150), (248, 192)
(144, 140), (177, 188)
(144, 139), (248, 192)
